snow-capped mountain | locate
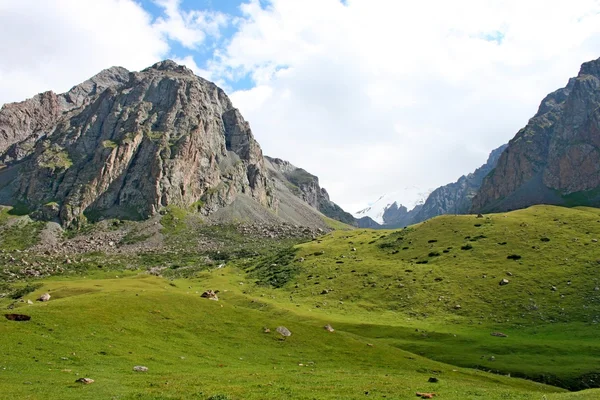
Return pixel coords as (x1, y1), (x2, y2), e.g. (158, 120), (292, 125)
(353, 187), (428, 225)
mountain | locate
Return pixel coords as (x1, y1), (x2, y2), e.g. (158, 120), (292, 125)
(265, 156), (356, 226)
(0, 60), (351, 228)
(353, 188), (426, 226)
(355, 145), (506, 229)
(409, 144), (507, 223)
(472, 57), (600, 212)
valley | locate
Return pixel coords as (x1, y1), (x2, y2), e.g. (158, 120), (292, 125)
(1, 205), (600, 399)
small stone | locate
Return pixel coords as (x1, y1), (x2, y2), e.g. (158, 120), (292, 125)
(351, 247), (356, 252)
(37, 293), (51, 302)
(428, 377), (439, 383)
(75, 378), (94, 384)
(133, 366), (148, 372)
(324, 324), (334, 332)
(551, 286), (557, 291)
(276, 326), (292, 337)
(506, 272), (513, 276)
(454, 304), (461, 310)
(26, 300), (33, 305)
(490, 332), (508, 337)
(499, 279), (509, 286)
(263, 327), (271, 333)
(200, 290), (218, 301)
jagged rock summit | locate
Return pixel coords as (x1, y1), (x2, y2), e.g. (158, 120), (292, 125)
(472, 57), (600, 212)
(0, 60), (347, 228)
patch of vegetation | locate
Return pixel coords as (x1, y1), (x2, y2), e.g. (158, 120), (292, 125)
(246, 246), (299, 288)
(120, 230), (152, 245)
(0, 220), (45, 250)
(102, 140), (118, 149)
(461, 243), (473, 250)
(9, 283), (43, 299)
(38, 143), (72, 171)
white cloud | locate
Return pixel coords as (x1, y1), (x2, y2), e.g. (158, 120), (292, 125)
(152, 0), (229, 49)
(219, 0), (600, 212)
(0, 0), (167, 105)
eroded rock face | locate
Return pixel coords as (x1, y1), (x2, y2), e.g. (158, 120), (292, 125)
(0, 60), (274, 227)
(472, 57), (600, 212)
(266, 156), (356, 226)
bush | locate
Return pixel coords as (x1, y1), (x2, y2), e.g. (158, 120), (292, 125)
(507, 254), (522, 260)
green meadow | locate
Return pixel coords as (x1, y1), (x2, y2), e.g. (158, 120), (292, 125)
(1, 205), (600, 399)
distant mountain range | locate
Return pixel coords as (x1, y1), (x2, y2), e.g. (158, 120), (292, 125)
(1, 56), (600, 229)
(355, 144), (507, 228)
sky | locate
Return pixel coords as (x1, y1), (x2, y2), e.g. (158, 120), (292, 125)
(1, 0), (600, 213)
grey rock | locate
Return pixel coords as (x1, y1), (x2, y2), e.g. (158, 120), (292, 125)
(133, 366), (148, 372)
(37, 293), (51, 302)
(499, 279), (510, 286)
(473, 57), (600, 212)
(276, 326), (292, 337)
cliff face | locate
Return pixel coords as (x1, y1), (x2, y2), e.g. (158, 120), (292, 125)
(0, 61), (274, 227)
(412, 144), (507, 221)
(265, 157), (356, 226)
(472, 57), (600, 212)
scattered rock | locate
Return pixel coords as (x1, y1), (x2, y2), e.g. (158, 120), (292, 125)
(324, 324), (335, 332)
(551, 286), (557, 291)
(37, 293), (51, 302)
(133, 366), (148, 372)
(428, 377), (439, 383)
(351, 247), (357, 252)
(491, 332), (508, 337)
(506, 271), (513, 276)
(454, 304), (461, 310)
(499, 279), (509, 286)
(4, 314), (31, 321)
(276, 326), (292, 337)
(263, 327), (271, 333)
(416, 392), (437, 399)
(476, 213), (484, 218)
(200, 290), (219, 301)
(26, 300), (33, 305)
(320, 289), (329, 295)
(75, 378), (94, 384)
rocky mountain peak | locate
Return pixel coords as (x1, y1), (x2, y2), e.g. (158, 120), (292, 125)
(0, 60), (275, 227)
(472, 56), (600, 212)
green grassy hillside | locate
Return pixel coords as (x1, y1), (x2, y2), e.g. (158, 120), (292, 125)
(1, 205), (600, 398)
(239, 205), (600, 390)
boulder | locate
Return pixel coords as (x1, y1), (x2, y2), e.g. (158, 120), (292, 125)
(200, 290), (219, 301)
(37, 293), (51, 302)
(276, 326), (292, 337)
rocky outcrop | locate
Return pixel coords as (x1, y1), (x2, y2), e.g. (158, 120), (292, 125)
(472, 57), (600, 212)
(0, 60), (275, 227)
(265, 156), (356, 226)
(356, 216), (381, 228)
(411, 144), (507, 221)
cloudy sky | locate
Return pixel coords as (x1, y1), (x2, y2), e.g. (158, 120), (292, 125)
(1, 0), (600, 213)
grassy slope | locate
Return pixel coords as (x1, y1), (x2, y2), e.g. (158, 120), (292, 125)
(237, 205), (600, 389)
(1, 205), (600, 398)
(0, 275), (572, 400)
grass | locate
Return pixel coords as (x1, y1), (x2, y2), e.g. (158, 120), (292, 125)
(2, 205), (600, 398)
(0, 274), (581, 400)
(239, 205), (600, 390)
